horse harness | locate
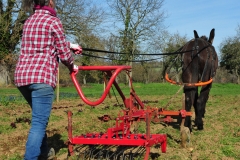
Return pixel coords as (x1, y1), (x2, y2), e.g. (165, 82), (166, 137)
(182, 38), (217, 82)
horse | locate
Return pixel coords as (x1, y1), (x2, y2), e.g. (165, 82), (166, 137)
(181, 28), (218, 133)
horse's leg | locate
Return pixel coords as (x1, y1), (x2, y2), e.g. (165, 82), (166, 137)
(195, 83), (212, 130)
(193, 87), (199, 129)
(180, 87), (196, 148)
(183, 87), (197, 132)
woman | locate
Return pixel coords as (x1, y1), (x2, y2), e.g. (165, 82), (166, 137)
(14, 0), (81, 159)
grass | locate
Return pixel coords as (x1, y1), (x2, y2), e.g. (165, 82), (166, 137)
(0, 83), (240, 159)
(2, 82), (240, 98)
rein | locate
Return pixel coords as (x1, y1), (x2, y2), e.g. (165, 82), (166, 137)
(81, 53), (163, 62)
(82, 47), (186, 56)
(81, 46), (193, 62)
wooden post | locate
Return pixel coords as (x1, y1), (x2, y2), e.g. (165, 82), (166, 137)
(56, 65), (59, 102)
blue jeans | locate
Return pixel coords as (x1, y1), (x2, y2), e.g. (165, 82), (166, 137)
(18, 83), (54, 160)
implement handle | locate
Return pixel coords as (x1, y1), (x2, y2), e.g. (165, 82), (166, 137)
(71, 65), (131, 106)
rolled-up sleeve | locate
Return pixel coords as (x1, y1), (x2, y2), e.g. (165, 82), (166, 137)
(52, 19), (73, 65)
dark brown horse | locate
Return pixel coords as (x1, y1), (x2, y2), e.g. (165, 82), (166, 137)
(181, 28), (218, 132)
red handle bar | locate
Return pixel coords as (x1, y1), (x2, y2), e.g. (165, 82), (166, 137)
(71, 65), (131, 106)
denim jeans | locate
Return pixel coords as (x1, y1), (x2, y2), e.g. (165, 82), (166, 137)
(18, 83), (54, 160)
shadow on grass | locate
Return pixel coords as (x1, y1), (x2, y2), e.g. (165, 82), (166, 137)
(47, 133), (67, 154)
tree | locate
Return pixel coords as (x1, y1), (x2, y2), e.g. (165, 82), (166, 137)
(0, 0), (28, 85)
(149, 31), (188, 82)
(56, 0), (104, 37)
(0, 0), (29, 85)
(56, 0), (106, 84)
(106, 0), (166, 85)
(220, 25), (240, 84)
(0, 0), (105, 85)
(0, 0), (27, 57)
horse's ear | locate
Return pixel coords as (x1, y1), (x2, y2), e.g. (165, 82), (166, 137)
(208, 28), (215, 44)
(194, 30), (199, 38)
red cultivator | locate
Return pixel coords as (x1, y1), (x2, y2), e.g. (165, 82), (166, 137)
(67, 65), (191, 159)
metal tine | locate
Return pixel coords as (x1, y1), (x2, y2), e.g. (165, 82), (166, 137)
(105, 145), (117, 160)
(82, 145), (96, 160)
(74, 145), (86, 152)
(92, 145), (107, 160)
(89, 145), (100, 159)
(75, 145), (89, 154)
(97, 147), (105, 160)
(76, 145), (111, 160)
(113, 146), (129, 160)
(101, 145), (115, 160)
(120, 146), (134, 160)
(130, 146), (145, 158)
(89, 146), (99, 159)
(99, 145), (115, 160)
(76, 145), (146, 160)
(121, 148), (134, 160)
(122, 147), (136, 160)
(105, 145), (119, 160)
(89, 145), (111, 160)
(76, 145), (90, 160)
(82, 145), (92, 160)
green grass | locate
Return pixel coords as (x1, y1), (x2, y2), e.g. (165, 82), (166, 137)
(2, 154), (22, 160)
(0, 124), (15, 134)
(2, 83), (239, 102)
(0, 87), (21, 95)
(1, 82), (240, 160)
(211, 83), (240, 95)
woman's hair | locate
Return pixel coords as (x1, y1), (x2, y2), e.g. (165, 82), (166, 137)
(23, 0), (50, 11)
(34, 0), (50, 6)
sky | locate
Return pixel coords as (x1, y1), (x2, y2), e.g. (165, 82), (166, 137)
(96, 0), (239, 55)
(163, 0), (240, 54)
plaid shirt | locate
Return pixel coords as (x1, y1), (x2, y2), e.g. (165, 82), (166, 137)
(14, 9), (73, 88)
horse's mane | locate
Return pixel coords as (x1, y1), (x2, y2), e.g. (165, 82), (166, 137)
(200, 35), (208, 41)
(191, 35), (208, 42)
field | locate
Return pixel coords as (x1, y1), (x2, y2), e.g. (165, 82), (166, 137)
(0, 83), (240, 160)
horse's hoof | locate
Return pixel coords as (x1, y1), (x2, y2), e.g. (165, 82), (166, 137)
(180, 127), (191, 148)
(197, 125), (204, 130)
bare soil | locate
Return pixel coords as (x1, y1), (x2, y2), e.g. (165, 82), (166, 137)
(0, 94), (240, 160)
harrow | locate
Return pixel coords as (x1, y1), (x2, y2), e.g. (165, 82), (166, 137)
(67, 65), (191, 159)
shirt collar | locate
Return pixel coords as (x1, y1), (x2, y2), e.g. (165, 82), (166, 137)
(34, 5), (57, 17)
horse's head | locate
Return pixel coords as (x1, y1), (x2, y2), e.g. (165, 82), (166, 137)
(182, 28), (218, 84)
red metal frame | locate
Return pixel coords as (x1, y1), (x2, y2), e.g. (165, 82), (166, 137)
(67, 65), (192, 160)
(71, 66), (131, 106)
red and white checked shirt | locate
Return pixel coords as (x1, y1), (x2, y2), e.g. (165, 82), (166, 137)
(14, 9), (73, 88)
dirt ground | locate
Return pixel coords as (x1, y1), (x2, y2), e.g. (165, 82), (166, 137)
(0, 94), (240, 160)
